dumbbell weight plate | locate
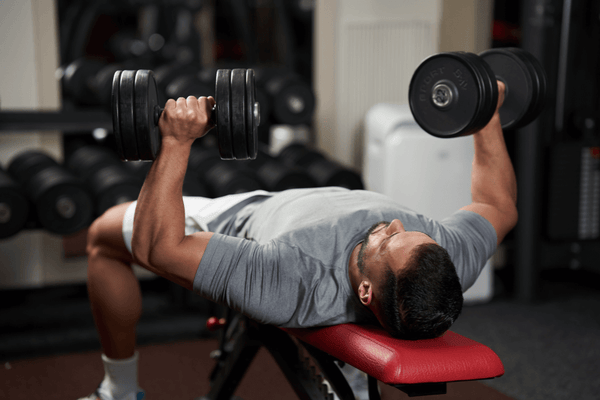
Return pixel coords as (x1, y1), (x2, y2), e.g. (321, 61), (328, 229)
(112, 70), (125, 161)
(461, 52), (499, 135)
(27, 167), (94, 235)
(91, 165), (141, 215)
(231, 69), (249, 160)
(409, 52), (497, 138)
(216, 70), (234, 159)
(134, 70), (161, 160)
(0, 170), (29, 239)
(245, 69), (258, 160)
(490, 47), (547, 129)
(116, 70), (140, 161)
(514, 48), (547, 128)
(479, 48), (537, 130)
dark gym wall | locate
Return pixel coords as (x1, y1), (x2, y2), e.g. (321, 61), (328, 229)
(512, 0), (600, 300)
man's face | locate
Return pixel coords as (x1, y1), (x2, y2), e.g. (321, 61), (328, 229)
(357, 220), (436, 279)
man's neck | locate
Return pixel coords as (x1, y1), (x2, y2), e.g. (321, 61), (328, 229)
(348, 242), (362, 297)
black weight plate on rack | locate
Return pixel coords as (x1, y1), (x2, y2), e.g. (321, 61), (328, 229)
(272, 79), (315, 125)
(480, 48), (534, 130)
(505, 48), (547, 129)
(118, 70), (140, 161)
(134, 70), (161, 161)
(245, 69), (258, 160)
(0, 169), (29, 239)
(111, 70), (126, 161)
(28, 168), (94, 235)
(230, 69), (248, 160)
(409, 52), (483, 138)
(91, 165), (141, 215)
(7, 151), (57, 185)
(216, 70), (234, 159)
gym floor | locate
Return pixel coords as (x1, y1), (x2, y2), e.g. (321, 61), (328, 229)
(1, 268), (599, 400)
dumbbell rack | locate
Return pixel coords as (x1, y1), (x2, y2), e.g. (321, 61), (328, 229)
(0, 110), (111, 132)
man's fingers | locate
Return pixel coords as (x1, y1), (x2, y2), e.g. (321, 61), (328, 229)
(165, 98), (177, 109)
(496, 81), (506, 112)
(186, 96), (198, 106)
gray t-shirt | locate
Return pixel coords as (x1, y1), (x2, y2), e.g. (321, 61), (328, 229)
(192, 187), (497, 328)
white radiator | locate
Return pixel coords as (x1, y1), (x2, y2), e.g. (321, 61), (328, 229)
(364, 103), (494, 305)
(314, 0), (442, 168)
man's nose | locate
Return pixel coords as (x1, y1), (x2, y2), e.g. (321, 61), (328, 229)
(386, 219), (404, 234)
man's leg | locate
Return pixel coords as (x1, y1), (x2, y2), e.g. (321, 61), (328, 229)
(82, 202), (145, 400)
(86, 201), (141, 359)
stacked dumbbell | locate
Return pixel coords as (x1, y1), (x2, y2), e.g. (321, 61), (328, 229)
(243, 146), (316, 191)
(0, 166), (30, 239)
(66, 145), (142, 216)
(60, 58), (149, 109)
(188, 145), (264, 197)
(254, 68), (316, 126)
(7, 151), (94, 235)
(124, 160), (210, 198)
(278, 144), (364, 190)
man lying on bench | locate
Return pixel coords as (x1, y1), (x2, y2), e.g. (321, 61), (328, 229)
(79, 82), (515, 400)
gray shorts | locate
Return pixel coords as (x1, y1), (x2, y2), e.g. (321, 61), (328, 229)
(122, 191), (269, 255)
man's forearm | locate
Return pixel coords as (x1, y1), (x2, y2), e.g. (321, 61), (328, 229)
(131, 137), (190, 267)
(471, 114), (517, 212)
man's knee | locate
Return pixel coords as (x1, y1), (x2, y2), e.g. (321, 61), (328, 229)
(87, 202), (133, 260)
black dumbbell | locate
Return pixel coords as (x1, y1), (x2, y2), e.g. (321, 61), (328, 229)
(124, 161), (210, 197)
(60, 58), (150, 108)
(256, 68), (315, 125)
(188, 146), (264, 197)
(409, 47), (547, 138)
(0, 166), (30, 239)
(112, 68), (260, 162)
(244, 146), (316, 191)
(278, 144), (364, 190)
(60, 58), (106, 106)
(8, 151), (94, 235)
(66, 146), (142, 216)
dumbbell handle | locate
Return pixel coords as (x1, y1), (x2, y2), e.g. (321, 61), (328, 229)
(153, 104), (217, 127)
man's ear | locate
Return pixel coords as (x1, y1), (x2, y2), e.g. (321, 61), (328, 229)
(358, 280), (373, 306)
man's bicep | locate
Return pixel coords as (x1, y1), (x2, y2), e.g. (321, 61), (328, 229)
(460, 202), (514, 245)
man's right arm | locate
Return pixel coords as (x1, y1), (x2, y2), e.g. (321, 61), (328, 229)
(460, 82), (518, 245)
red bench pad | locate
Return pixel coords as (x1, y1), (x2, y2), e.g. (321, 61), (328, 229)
(283, 324), (504, 385)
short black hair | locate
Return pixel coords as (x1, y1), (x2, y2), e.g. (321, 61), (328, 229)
(379, 243), (463, 340)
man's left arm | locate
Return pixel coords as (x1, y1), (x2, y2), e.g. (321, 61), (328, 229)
(130, 96), (215, 290)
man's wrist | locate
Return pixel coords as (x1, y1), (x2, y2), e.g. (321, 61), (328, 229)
(160, 135), (194, 155)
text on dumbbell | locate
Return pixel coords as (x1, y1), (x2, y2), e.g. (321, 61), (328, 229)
(453, 69), (468, 90)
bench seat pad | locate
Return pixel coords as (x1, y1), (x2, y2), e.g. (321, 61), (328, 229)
(284, 324), (504, 385)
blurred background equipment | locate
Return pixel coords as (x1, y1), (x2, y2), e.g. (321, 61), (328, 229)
(7, 151), (94, 235)
(66, 144), (142, 216)
(278, 143), (364, 190)
(0, 166), (30, 239)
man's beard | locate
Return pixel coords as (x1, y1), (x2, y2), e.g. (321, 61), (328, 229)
(357, 221), (390, 275)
